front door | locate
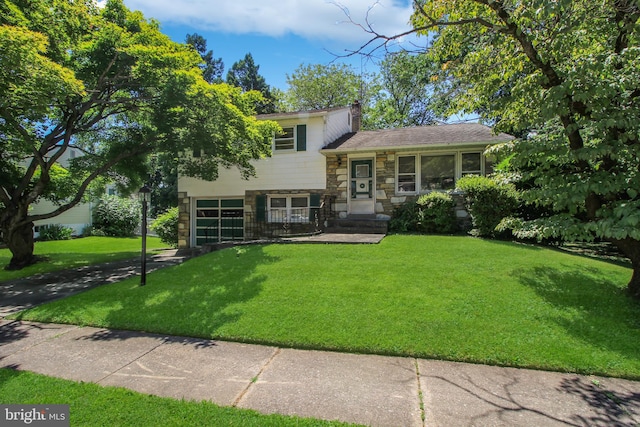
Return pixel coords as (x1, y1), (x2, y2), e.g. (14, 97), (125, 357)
(349, 159), (375, 215)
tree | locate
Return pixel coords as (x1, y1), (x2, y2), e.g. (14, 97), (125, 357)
(280, 63), (366, 112)
(185, 33), (224, 84)
(0, 0), (279, 270)
(356, 0), (640, 296)
(226, 53), (275, 114)
(367, 51), (442, 129)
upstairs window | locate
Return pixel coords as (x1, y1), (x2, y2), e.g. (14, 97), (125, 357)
(275, 127), (295, 151)
(273, 125), (306, 152)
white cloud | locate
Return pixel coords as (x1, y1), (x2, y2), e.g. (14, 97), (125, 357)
(122, 0), (414, 43)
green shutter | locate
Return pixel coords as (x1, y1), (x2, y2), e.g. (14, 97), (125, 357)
(296, 124), (307, 151)
(309, 194), (321, 222)
(256, 195), (266, 222)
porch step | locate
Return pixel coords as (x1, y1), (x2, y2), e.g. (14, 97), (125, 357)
(326, 216), (388, 234)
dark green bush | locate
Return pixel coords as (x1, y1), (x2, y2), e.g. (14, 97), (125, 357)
(38, 224), (73, 241)
(389, 199), (420, 232)
(456, 175), (519, 238)
(92, 195), (140, 237)
(389, 193), (458, 234)
(416, 192), (458, 234)
(151, 207), (178, 248)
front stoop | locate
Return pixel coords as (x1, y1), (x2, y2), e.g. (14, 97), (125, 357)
(326, 215), (388, 234)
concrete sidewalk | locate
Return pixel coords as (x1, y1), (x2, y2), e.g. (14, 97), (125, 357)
(1, 320), (639, 426)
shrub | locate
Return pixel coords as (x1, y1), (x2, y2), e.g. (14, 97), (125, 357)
(456, 175), (519, 238)
(389, 200), (421, 232)
(151, 207), (178, 248)
(38, 224), (73, 241)
(416, 192), (458, 234)
(92, 195), (140, 237)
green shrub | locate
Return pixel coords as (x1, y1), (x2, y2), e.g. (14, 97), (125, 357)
(92, 195), (140, 237)
(151, 207), (178, 248)
(456, 175), (519, 238)
(389, 199), (420, 232)
(416, 192), (458, 234)
(38, 224), (73, 241)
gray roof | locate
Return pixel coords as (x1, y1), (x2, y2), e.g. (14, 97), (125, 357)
(323, 123), (514, 152)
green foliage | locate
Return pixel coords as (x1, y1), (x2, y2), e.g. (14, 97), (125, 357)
(151, 207), (178, 248)
(389, 192), (458, 234)
(457, 176), (519, 238)
(0, 0), (280, 267)
(405, 0), (640, 293)
(38, 224), (73, 241)
(280, 63), (364, 111)
(416, 192), (458, 233)
(389, 200), (420, 232)
(92, 195), (140, 237)
(226, 53), (275, 114)
(367, 51), (443, 129)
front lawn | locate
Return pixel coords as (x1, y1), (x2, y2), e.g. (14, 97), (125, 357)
(14, 235), (640, 379)
(0, 236), (166, 281)
(0, 369), (355, 426)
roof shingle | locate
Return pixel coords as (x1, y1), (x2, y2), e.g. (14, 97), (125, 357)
(323, 123), (513, 152)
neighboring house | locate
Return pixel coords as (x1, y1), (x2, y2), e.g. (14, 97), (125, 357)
(30, 147), (91, 238)
(177, 103), (513, 248)
(30, 148), (117, 238)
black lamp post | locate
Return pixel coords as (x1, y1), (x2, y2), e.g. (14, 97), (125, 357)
(138, 184), (151, 286)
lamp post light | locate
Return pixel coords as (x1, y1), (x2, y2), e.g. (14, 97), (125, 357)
(138, 184), (151, 286)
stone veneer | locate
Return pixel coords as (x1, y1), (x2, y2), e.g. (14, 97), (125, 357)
(177, 191), (190, 249)
(326, 152), (471, 229)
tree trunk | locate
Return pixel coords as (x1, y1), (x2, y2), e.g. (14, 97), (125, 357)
(611, 237), (640, 299)
(2, 221), (37, 271)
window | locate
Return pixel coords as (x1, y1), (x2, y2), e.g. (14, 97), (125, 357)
(274, 127), (295, 151)
(268, 195), (309, 223)
(461, 152), (482, 176)
(395, 151), (489, 194)
(397, 156), (416, 193)
(421, 154), (455, 191)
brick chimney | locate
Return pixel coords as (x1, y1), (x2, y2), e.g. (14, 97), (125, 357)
(351, 100), (361, 132)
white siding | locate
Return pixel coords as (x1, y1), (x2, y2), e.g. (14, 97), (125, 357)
(323, 109), (353, 146)
(32, 199), (92, 236)
(180, 113), (339, 197)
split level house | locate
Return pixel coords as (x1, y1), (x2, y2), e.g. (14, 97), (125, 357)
(177, 102), (513, 249)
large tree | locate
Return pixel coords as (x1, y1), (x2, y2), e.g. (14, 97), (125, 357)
(367, 51), (442, 129)
(358, 0), (640, 296)
(0, 0), (279, 270)
(279, 63), (366, 112)
(185, 33), (224, 84)
(226, 53), (275, 114)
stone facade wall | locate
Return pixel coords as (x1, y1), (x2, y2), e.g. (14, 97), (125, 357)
(326, 155), (349, 218)
(325, 152), (472, 229)
(177, 191), (190, 248)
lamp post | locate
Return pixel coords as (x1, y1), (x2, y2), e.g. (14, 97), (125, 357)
(138, 185), (151, 286)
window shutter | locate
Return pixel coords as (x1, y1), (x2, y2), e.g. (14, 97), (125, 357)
(256, 195), (266, 222)
(309, 194), (321, 222)
(296, 124), (307, 151)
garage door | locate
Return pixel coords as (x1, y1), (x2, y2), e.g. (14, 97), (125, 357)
(195, 199), (244, 246)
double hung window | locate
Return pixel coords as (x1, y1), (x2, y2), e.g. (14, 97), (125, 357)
(268, 195), (309, 223)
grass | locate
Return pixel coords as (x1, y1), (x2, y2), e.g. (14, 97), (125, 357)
(13, 235), (640, 379)
(0, 369), (356, 426)
(0, 236), (167, 282)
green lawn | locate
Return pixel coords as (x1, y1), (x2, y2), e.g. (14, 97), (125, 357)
(0, 236), (166, 281)
(13, 235), (640, 379)
(0, 369), (356, 427)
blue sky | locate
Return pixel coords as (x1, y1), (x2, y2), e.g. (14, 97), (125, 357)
(121, 0), (416, 90)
